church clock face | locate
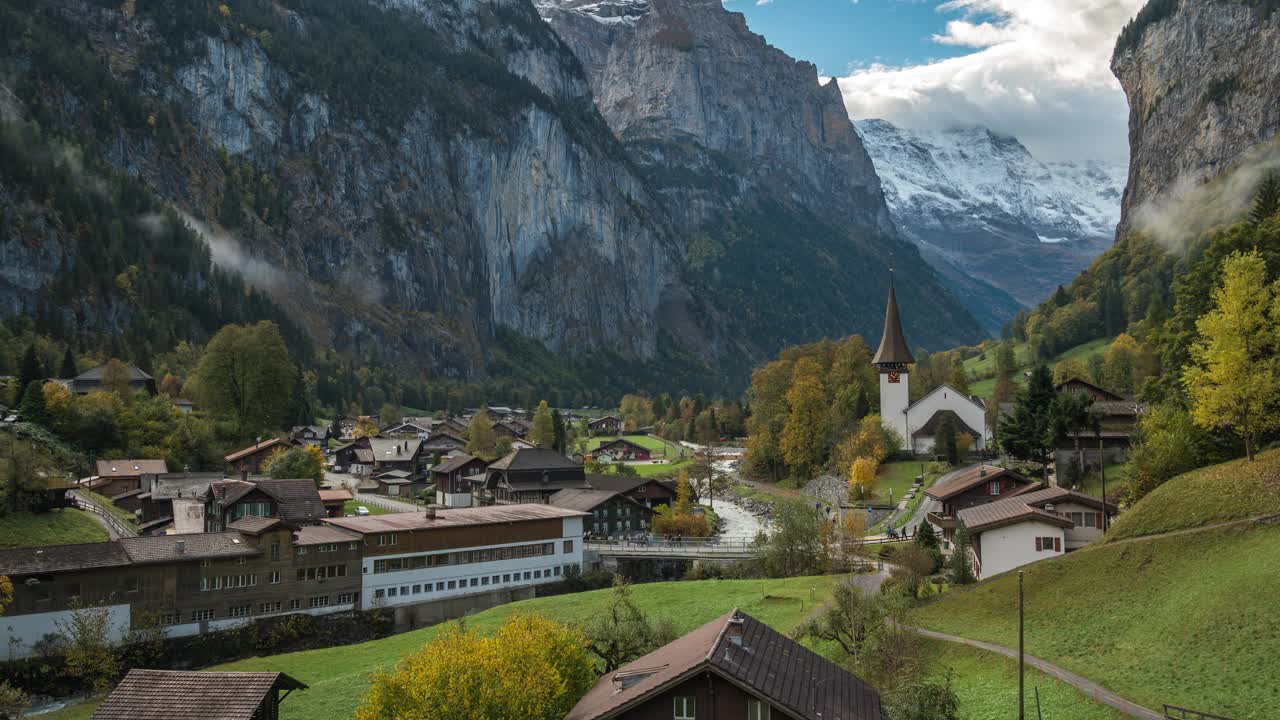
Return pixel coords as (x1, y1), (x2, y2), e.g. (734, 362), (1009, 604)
(887, 372), (901, 384)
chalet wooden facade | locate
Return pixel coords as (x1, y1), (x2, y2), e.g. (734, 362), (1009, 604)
(924, 465), (1040, 546)
(225, 438), (295, 475)
(477, 448), (591, 505)
(594, 438), (652, 461)
(550, 488), (654, 536)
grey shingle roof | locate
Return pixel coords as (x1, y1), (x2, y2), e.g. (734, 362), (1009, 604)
(118, 533), (259, 564)
(226, 516), (281, 534)
(0, 540), (132, 576)
(95, 459), (169, 478)
(91, 669), (306, 720)
(251, 479), (326, 525)
(488, 447), (581, 471)
(549, 488), (625, 513)
(432, 453), (483, 474)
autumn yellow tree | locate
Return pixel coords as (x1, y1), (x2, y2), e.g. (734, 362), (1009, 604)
(356, 614), (595, 720)
(1053, 357), (1090, 385)
(948, 363), (970, 394)
(352, 416), (380, 439)
(1184, 251), (1280, 461)
(781, 357), (828, 477)
(466, 410), (498, 459)
(529, 400), (556, 447)
(848, 457), (878, 502)
(618, 394), (655, 432)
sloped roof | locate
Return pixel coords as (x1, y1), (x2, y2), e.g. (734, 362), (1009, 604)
(596, 437), (650, 452)
(152, 473), (223, 500)
(95, 459), (169, 478)
(958, 495), (1075, 533)
(91, 669), (306, 720)
(325, 504), (586, 534)
(318, 489), (353, 502)
(118, 533), (259, 564)
(432, 453), (485, 474)
(488, 447), (582, 471)
(907, 383), (986, 413)
(1011, 486), (1118, 513)
(76, 363), (152, 382)
(0, 540), (132, 576)
(226, 516), (281, 535)
(1055, 377), (1125, 401)
(293, 524), (362, 546)
(872, 283), (914, 366)
(565, 609), (881, 720)
(911, 409), (982, 439)
(925, 465), (1036, 501)
(368, 437), (423, 461)
(585, 474), (670, 494)
(251, 479), (326, 525)
(225, 437), (290, 463)
(549, 488), (634, 513)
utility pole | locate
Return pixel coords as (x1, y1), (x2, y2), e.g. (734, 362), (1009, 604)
(1018, 570), (1025, 720)
(1098, 436), (1108, 532)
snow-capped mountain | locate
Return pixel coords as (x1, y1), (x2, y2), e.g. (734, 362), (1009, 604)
(855, 119), (1126, 313)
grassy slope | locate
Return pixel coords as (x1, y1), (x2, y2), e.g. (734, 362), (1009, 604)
(872, 460), (925, 505)
(0, 509), (108, 548)
(23, 577), (832, 720)
(913, 453), (1280, 718)
(1104, 449), (1280, 542)
(967, 337), (1115, 400)
(925, 640), (1122, 720)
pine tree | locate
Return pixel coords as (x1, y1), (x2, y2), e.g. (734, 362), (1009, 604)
(915, 521), (939, 551)
(551, 408), (567, 452)
(998, 365), (1056, 473)
(59, 348), (78, 379)
(17, 344), (42, 405)
(934, 413), (958, 464)
(19, 381), (48, 426)
(1249, 172), (1280, 226)
(949, 523), (976, 585)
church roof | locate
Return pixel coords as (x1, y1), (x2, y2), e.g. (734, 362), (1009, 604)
(872, 283), (914, 366)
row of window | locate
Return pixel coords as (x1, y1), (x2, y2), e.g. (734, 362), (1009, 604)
(180, 594), (359, 623)
(672, 697), (771, 720)
(297, 565), (348, 581)
(371, 541), (572, 574)
(372, 566), (570, 600)
(199, 574), (258, 591)
(1070, 511), (1104, 528)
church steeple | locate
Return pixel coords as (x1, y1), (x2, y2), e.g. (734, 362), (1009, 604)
(872, 272), (915, 369)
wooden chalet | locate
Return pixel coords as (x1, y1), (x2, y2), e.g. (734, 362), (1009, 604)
(318, 488), (353, 517)
(565, 609), (881, 720)
(593, 437), (652, 461)
(86, 459), (169, 497)
(69, 363), (157, 395)
(587, 415), (623, 434)
(476, 448), (590, 505)
(585, 474), (679, 509)
(225, 438), (295, 475)
(924, 464), (1041, 546)
(202, 478), (326, 532)
(430, 453), (490, 507)
(550, 488), (653, 536)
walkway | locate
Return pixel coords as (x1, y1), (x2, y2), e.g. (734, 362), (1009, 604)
(909, 627), (1163, 720)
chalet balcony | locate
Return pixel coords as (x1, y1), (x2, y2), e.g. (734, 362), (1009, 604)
(926, 512), (957, 531)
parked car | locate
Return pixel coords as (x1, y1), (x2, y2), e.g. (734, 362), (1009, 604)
(355, 506), (370, 516)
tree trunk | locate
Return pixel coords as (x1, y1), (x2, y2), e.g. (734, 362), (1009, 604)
(1246, 434), (1255, 462)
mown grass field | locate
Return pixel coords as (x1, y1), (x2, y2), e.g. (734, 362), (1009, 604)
(871, 460), (926, 505)
(914, 523), (1280, 718)
(41, 576), (841, 720)
(342, 500), (393, 516)
(1104, 449), (1280, 542)
(581, 434), (685, 457)
(0, 509), (108, 548)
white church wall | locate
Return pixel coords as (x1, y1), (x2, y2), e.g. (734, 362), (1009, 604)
(880, 372), (910, 450)
(904, 385), (989, 453)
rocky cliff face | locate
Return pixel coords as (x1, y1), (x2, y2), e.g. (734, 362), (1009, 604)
(539, 0), (985, 365)
(1113, 0), (1280, 237)
(1, 0), (985, 389)
(856, 120), (1125, 329)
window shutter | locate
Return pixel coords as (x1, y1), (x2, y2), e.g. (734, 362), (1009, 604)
(1035, 537), (1042, 551)
(1054, 537), (1061, 552)
(1096, 512), (1103, 529)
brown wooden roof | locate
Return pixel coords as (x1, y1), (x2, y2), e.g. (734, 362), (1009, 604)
(91, 669), (306, 720)
(957, 499), (1074, 533)
(226, 516), (281, 535)
(487, 447), (582, 471)
(432, 453), (485, 474)
(566, 609), (881, 720)
(0, 540), (132, 576)
(224, 437), (290, 463)
(925, 464), (1036, 501)
(872, 283), (914, 366)
(118, 533), (260, 564)
(549, 488), (650, 514)
(95, 459), (169, 478)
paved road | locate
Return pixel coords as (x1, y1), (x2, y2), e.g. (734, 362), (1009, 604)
(910, 627), (1164, 720)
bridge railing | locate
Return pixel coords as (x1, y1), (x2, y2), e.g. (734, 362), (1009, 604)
(586, 537), (757, 554)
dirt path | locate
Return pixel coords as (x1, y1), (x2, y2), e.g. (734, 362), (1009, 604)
(1087, 513), (1280, 551)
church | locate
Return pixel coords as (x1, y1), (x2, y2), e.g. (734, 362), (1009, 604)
(872, 279), (991, 454)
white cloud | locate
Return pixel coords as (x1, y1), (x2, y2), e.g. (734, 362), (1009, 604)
(838, 0), (1146, 162)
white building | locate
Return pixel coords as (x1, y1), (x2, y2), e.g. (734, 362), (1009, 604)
(956, 487), (1117, 578)
(324, 504), (586, 610)
(872, 280), (991, 452)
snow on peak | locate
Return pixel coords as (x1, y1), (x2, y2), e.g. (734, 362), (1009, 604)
(536, 0), (650, 26)
(855, 119), (1126, 242)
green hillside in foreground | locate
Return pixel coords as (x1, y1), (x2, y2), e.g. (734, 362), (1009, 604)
(40, 572), (1123, 720)
(913, 452), (1280, 719)
(1104, 449), (1280, 542)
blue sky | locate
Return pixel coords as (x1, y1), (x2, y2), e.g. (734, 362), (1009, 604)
(721, 0), (1147, 162)
(725, 0), (979, 76)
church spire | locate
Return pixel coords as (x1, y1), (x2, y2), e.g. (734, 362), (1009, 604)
(872, 271), (915, 367)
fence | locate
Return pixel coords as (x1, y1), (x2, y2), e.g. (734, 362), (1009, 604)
(354, 493), (422, 513)
(71, 489), (139, 537)
(1163, 705), (1234, 720)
